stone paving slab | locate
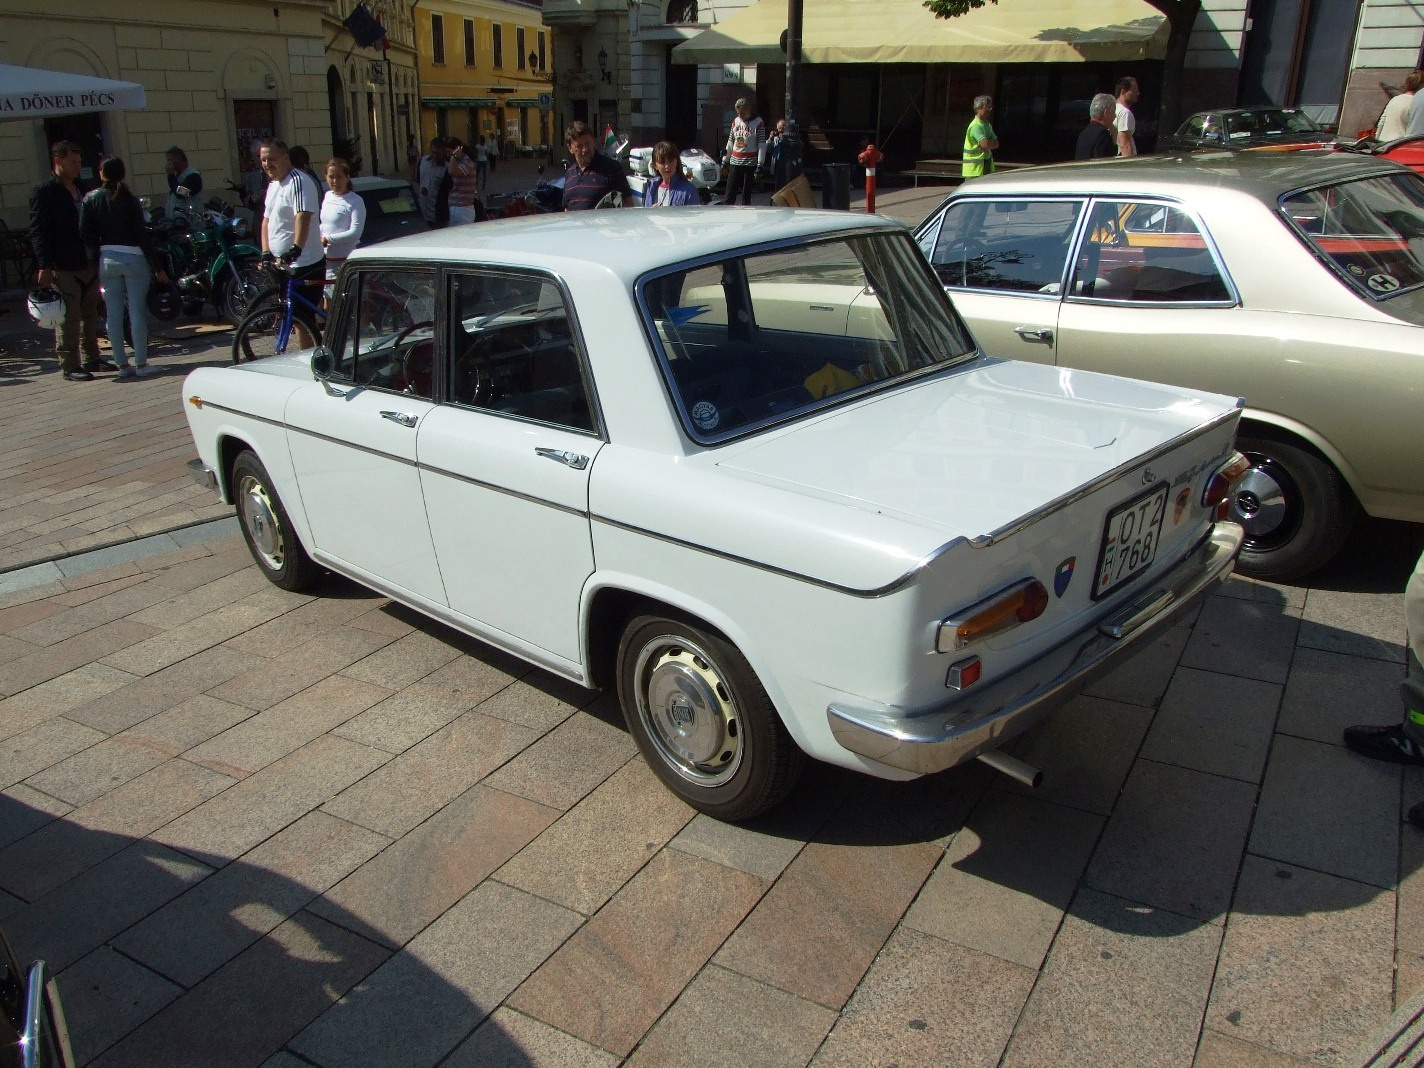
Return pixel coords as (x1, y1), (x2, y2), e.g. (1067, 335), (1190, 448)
(0, 504), (1420, 1067)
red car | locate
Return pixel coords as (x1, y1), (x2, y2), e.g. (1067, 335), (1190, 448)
(1336, 136), (1424, 175)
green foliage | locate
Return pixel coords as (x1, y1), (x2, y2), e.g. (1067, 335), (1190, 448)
(922, 0), (995, 15)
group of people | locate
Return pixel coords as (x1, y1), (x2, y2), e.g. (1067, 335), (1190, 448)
(28, 137), (366, 379)
(414, 135), (499, 227)
(1376, 69), (1424, 141)
(960, 76), (1141, 177)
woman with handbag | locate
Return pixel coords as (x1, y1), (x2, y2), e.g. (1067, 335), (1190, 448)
(79, 157), (168, 379)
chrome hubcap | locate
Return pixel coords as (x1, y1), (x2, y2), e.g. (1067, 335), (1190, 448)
(1231, 467), (1287, 538)
(636, 637), (741, 787)
(239, 476), (283, 570)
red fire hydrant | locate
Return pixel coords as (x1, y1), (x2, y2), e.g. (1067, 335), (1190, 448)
(858, 143), (885, 214)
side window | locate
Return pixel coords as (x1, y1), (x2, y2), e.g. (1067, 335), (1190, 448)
(1181, 116), (1205, 141)
(448, 272), (594, 432)
(1071, 201), (1232, 303)
(331, 268), (439, 397)
(929, 199), (1083, 294)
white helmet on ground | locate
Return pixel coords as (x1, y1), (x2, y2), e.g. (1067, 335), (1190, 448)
(27, 287), (65, 330)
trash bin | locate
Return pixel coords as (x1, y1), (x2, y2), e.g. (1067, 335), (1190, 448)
(821, 163), (852, 210)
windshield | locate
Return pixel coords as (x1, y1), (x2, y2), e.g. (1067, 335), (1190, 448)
(638, 231), (977, 443)
(1224, 109), (1323, 140)
(1281, 172), (1424, 313)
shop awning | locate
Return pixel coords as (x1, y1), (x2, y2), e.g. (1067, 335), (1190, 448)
(672, 0), (1169, 65)
(422, 97), (498, 108)
(0, 62), (146, 121)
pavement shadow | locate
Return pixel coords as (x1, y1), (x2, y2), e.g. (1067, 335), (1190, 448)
(0, 794), (535, 1067)
(1304, 516), (1424, 595)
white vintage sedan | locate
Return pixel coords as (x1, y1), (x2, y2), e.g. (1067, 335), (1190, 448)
(184, 209), (1246, 819)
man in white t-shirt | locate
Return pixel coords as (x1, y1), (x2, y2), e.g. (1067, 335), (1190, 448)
(259, 138), (324, 346)
(1115, 76), (1140, 156)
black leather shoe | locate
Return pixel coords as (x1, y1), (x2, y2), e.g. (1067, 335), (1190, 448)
(1408, 802), (1424, 830)
(1342, 723), (1424, 766)
(62, 369), (95, 381)
(84, 359), (120, 373)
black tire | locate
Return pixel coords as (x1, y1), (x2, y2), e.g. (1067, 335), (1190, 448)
(216, 261), (267, 328)
(232, 301), (321, 363)
(616, 613), (804, 820)
(231, 451), (317, 591)
(1231, 433), (1358, 582)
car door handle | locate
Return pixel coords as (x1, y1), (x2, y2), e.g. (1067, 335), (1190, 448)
(536, 447), (589, 470)
(1014, 326), (1054, 345)
(380, 411), (419, 428)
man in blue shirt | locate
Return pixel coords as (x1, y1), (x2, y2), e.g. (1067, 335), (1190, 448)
(561, 121), (632, 211)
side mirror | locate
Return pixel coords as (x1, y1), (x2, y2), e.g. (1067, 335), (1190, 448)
(311, 347), (332, 379)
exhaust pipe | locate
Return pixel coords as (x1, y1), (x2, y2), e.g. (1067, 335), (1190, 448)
(976, 749), (1043, 788)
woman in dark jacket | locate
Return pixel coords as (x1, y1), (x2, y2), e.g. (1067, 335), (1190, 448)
(79, 157), (167, 378)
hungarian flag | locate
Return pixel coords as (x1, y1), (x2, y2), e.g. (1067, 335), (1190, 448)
(602, 124), (619, 156)
(343, 3), (387, 48)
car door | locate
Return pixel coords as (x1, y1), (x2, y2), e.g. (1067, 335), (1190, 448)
(417, 270), (603, 667)
(284, 264), (448, 604)
(1053, 199), (1247, 389)
(918, 196), (1084, 363)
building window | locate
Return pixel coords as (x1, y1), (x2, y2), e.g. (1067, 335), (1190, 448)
(464, 19), (475, 67)
(517, 27), (526, 70)
(538, 31), (547, 71)
(492, 23), (503, 69)
(431, 13), (445, 64)
(667, 0), (697, 23)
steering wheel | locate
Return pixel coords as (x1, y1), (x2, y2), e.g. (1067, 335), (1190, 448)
(393, 321), (435, 396)
(452, 351), (490, 407)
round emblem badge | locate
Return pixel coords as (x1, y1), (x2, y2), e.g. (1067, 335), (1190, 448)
(1366, 273), (1401, 294)
(691, 400), (720, 431)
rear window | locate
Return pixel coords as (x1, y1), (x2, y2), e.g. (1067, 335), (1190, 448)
(639, 232), (976, 443)
(1281, 172), (1424, 302)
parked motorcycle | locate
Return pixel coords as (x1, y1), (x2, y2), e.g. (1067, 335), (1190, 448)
(149, 199), (264, 327)
(626, 144), (721, 204)
(487, 167), (564, 217)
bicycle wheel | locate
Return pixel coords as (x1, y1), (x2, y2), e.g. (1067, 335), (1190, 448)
(232, 301), (321, 363)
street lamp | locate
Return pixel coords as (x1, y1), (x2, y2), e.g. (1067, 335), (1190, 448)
(597, 47), (611, 84)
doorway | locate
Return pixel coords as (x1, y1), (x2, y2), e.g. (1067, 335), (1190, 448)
(43, 113), (105, 182)
(664, 47), (697, 147)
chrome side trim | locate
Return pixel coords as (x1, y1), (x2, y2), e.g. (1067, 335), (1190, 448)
(198, 400), (285, 430)
(826, 522), (1243, 775)
(422, 464), (589, 519)
(287, 425), (419, 468)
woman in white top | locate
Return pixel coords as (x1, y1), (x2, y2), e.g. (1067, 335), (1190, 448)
(1377, 70), (1423, 143)
(319, 158), (367, 304)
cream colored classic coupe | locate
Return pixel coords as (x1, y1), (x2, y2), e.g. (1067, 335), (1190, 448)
(917, 152), (1424, 581)
(184, 209), (1245, 819)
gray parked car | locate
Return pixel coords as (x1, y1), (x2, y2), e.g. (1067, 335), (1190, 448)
(915, 152), (1424, 580)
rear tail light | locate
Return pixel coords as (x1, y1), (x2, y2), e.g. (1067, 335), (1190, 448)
(937, 578), (1050, 653)
(1202, 450), (1251, 521)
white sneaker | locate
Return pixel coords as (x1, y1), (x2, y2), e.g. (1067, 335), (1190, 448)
(134, 364), (160, 379)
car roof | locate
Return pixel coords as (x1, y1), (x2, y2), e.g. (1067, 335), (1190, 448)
(351, 176), (414, 192)
(346, 207), (903, 279)
(1193, 105), (1310, 117)
(943, 151), (1407, 204)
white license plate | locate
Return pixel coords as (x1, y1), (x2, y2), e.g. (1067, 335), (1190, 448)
(1093, 484), (1168, 600)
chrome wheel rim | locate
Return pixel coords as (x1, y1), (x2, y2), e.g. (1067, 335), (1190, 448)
(1232, 454), (1298, 551)
(633, 634), (742, 788)
(238, 474), (284, 571)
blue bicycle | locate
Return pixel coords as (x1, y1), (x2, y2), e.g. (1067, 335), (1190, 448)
(231, 260), (328, 363)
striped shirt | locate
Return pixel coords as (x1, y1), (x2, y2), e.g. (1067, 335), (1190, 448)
(448, 154), (479, 209)
(725, 115), (767, 167)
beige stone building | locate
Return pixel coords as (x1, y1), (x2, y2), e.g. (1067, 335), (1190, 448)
(321, 0), (420, 178)
(414, 0), (554, 156)
(0, 0), (335, 229)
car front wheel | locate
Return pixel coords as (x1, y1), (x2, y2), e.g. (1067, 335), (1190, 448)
(1231, 434), (1357, 583)
(616, 614), (803, 821)
(232, 451), (318, 591)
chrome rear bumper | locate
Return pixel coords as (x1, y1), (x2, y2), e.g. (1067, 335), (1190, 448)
(827, 522), (1244, 776)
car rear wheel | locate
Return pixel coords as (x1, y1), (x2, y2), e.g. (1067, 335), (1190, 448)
(232, 451), (318, 591)
(1231, 434), (1357, 583)
(616, 614), (803, 821)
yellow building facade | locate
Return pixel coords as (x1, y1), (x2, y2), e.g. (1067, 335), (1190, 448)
(1, 0), (332, 229)
(415, 0), (554, 156)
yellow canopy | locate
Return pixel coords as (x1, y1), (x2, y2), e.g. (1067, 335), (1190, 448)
(672, 0), (1169, 65)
